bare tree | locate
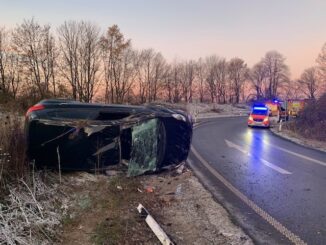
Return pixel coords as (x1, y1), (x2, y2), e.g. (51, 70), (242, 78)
(100, 25), (134, 103)
(262, 51), (289, 99)
(228, 58), (248, 103)
(77, 22), (101, 102)
(12, 19), (56, 98)
(135, 49), (166, 103)
(316, 42), (326, 85)
(118, 47), (138, 103)
(58, 21), (100, 102)
(6, 53), (23, 99)
(57, 21), (79, 100)
(196, 58), (206, 102)
(249, 61), (268, 99)
(205, 56), (218, 103)
(0, 27), (24, 99)
(43, 31), (57, 96)
(180, 60), (196, 102)
(163, 64), (172, 102)
(215, 58), (228, 103)
(299, 67), (319, 99)
(134, 50), (147, 103)
(0, 27), (9, 95)
(203, 56), (230, 103)
(165, 62), (182, 103)
(150, 53), (166, 102)
(281, 80), (302, 99)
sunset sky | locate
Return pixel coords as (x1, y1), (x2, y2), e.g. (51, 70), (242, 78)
(1, 0), (325, 79)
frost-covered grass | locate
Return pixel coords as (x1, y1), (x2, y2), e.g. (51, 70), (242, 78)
(0, 113), (66, 245)
(0, 172), (66, 245)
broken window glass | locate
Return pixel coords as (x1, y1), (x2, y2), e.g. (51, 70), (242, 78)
(128, 119), (159, 176)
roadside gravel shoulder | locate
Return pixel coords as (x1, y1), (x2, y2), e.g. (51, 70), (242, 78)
(59, 168), (253, 245)
(270, 127), (326, 153)
(146, 170), (253, 245)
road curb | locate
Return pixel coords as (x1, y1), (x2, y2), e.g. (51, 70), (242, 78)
(269, 127), (326, 153)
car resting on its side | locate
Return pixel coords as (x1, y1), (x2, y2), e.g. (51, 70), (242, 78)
(25, 99), (193, 176)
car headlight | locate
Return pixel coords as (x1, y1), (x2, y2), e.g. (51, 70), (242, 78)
(263, 117), (269, 122)
(248, 116), (253, 121)
(172, 113), (187, 122)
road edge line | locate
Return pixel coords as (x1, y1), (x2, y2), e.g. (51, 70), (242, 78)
(190, 145), (307, 245)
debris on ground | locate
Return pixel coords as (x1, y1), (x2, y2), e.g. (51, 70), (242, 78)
(59, 165), (253, 245)
(176, 162), (185, 174)
(144, 185), (155, 193)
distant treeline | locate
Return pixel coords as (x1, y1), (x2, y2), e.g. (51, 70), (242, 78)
(0, 19), (325, 107)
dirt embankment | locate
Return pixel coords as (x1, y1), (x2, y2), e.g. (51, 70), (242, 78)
(59, 166), (253, 245)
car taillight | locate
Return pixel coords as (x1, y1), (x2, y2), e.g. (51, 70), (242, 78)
(26, 104), (45, 117)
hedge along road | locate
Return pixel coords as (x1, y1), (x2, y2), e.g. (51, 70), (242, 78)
(188, 116), (326, 245)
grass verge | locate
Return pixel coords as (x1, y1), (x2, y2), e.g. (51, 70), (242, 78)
(0, 112), (66, 244)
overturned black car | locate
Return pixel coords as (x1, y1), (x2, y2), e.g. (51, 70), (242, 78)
(25, 99), (193, 176)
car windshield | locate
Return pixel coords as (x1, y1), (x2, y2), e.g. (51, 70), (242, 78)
(252, 109), (268, 115)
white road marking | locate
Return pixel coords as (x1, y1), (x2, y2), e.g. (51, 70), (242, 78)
(225, 139), (249, 155)
(190, 146), (307, 245)
(262, 139), (326, 167)
(259, 158), (292, 175)
(225, 139), (292, 175)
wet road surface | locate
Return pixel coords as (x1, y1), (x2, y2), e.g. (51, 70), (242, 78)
(189, 117), (326, 245)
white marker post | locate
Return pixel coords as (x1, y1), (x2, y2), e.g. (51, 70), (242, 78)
(279, 119), (283, 132)
(137, 204), (174, 245)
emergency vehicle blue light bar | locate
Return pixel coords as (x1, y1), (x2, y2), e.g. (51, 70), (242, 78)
(253, 107), (268, 110)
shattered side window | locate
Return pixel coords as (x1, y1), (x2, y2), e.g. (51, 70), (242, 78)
(128, 118), (159, 177)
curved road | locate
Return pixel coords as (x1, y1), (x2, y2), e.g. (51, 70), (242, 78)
(189, 117), (326, 245)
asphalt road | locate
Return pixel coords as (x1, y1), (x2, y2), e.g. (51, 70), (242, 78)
(189, 116), (326, 245)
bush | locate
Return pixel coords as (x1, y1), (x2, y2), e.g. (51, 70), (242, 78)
(288, 93), (326, 141)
